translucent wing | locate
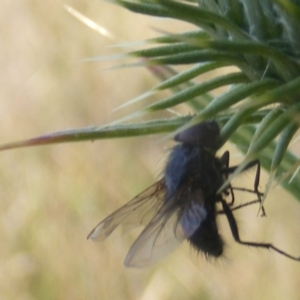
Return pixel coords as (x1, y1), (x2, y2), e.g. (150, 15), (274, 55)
(124, 189), (207, 268)
(87, 179), (166, 241)
(124, 201), (184, 268)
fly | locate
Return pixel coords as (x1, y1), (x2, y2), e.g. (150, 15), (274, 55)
(88, 121), (300, 267)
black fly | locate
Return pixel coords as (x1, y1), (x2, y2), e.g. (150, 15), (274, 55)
(88, 121), (300, 267)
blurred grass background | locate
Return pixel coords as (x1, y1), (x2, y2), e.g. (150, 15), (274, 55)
(1, 1), (300, 299)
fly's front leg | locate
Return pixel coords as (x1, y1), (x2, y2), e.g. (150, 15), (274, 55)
(225, 158), (265, 217)
(219, 151), (235, 206)
(246, 160), (265, 217)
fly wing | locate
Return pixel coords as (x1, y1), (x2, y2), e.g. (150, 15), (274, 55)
(87, 179), (166, 241)
(124, 201), (185, 268)
(124, 189), (207, 268)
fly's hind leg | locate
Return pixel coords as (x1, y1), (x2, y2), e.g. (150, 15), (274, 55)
(220, 198), (300, 261)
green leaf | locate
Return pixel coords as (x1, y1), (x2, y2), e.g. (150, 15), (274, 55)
(145, 72), (249, 111)
(0, 117), (192, 151)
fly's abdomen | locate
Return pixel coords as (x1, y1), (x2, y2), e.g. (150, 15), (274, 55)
(188, 211), (223, 257)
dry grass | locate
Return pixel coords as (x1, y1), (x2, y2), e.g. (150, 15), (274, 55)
(1, 1), (300, 299)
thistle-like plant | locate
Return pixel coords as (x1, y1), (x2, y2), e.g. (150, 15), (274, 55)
(110, 0), (300, 200)
(1, 0), (300, 201)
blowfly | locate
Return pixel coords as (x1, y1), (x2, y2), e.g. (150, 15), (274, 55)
(88, 121), (300, 267)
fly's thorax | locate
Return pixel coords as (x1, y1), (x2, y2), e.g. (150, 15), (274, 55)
(164, 144), (224, 199)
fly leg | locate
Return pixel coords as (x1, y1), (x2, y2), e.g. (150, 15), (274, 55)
(224, 158), (265, 217)
(221, 199), (300, 261)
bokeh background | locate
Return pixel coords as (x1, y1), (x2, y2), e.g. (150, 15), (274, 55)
(1, 1), (300, 299)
